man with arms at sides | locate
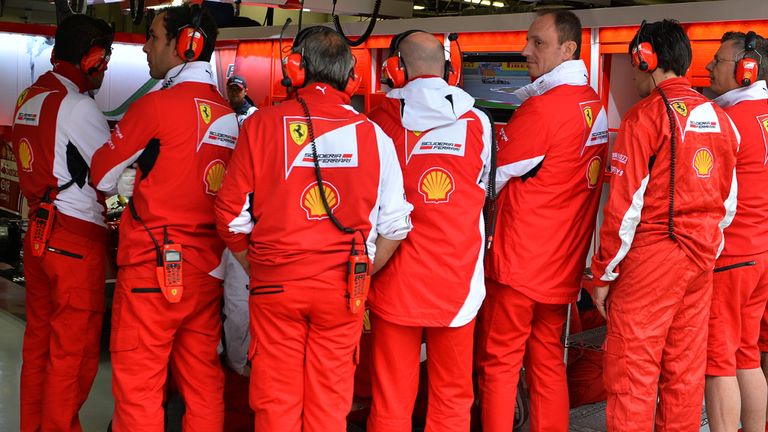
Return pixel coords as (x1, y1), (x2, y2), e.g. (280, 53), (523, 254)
(365, 30), (492, 432)
(91, 4), (239, 430)
(214, 26), (413, 431)
(475, 9), (608, 432)
(12, 14), (113, 432)
(591, 20), (739, 431)
(705, 30), (768, 432)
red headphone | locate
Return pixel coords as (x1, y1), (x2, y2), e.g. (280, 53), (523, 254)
(175, 6), (207, 62)
(281, 25), (360, 96)
(632, 20), (658, 73)
(735, 31), (760, 87)
(382, 30), (460, 88)
(80, 44), (110, 76)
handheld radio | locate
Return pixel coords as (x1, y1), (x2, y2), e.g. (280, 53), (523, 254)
(156, 243), (183, 303)
(30, 201), (55, 257)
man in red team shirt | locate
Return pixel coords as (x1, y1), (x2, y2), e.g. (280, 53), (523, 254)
(704, 31), (768, 432)
(91, 5), (239, 430)
(214, 26), (413, 431)
(12, 14), (113, 432)
(365, 30), (492, 432)
(475, 10), (608, 432)
(591, 20), (739, 431)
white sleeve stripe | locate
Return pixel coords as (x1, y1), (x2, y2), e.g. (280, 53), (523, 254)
(228, 196), (254, 235)
(601, 174), (650, 282)
(496, 155), (545, 191)
(716, 168), (738, 259)
(96, 148), (144, 193)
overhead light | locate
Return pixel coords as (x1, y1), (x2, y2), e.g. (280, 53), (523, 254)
(413, 4), (425, 9)
(492, 1), (505, 6)
(302, 8), (311, 11)
(480, 0), (491, 4)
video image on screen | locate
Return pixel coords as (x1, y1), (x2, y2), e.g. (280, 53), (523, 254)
(462, 52), (530, 121)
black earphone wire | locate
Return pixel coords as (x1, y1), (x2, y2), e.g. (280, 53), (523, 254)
(296, 95), (369, 256)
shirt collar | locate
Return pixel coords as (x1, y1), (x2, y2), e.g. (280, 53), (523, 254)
(162, 61), (216, 89)
(513, 60), (589, 102)
(296, 83), (350, 105)
(714, 80), (768, 108)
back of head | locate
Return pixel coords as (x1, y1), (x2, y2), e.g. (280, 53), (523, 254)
(293, 26), (354, 92)
(629, 19), (691, 77)
(162, 3), (218, 62)
(396, 31), (446, 78)
(537, 9), (582, 60)
(721, 31), (768, 81)
(54, 14), (113, 65)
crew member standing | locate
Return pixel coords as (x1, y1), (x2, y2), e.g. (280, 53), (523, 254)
(366, 30), (492, 432)
(214, 26), (413, 431)
(704, 31), (768, 432)
(91, 5), (238, 430)
(475, 10), (608, 432)
(591, 20), (739, 431)
(12, 14), (113, 432)
(226, 75), (257, 126)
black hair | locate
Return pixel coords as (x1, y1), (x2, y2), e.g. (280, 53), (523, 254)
(629, 19), (691, 76)
(293, 26), (354, 92)
(721, 31), (768, 81)
(161, 3), (218, 62)
(537, 9), (582, 60)
(53, 14), (113, 64)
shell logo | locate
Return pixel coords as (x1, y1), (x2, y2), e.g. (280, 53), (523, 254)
(692, 148), (714, 178)
(18, 138), (33, 172)
(586, 156), (602, 189)
(583, 106), (593, 128)
(419, 167), (455, 203)
(204, 159), (226, 194)
(200, 103), (212, 125)
(301, 181), (340, 220)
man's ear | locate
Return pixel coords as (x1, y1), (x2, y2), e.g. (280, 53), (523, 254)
(562, 40), (578, 61)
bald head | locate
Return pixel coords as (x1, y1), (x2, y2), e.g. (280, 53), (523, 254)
(397, 31), (446, 79)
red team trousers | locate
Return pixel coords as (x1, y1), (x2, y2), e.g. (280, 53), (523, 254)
(109, 264), (224, 431)
(248, 270), (364, 432)
(367, 315), (475, 432)
(603, 240), (711, 432)
(20, 220), (106, 432)
(476, 279), (570, 432)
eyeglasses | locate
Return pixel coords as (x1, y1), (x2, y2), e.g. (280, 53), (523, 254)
(712, 56), (737, 66)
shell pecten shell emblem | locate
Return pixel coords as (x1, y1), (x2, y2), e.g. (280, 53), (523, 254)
(419, 167), (455, 203)
(18, 138), (33, 172)
(586, 156), (601, 189)
(301, 181), (340, 220)
(204, 159), (226, 194)
(692, 148), (714, 178)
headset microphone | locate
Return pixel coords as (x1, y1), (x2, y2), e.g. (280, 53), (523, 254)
(279, 18), (293, 88)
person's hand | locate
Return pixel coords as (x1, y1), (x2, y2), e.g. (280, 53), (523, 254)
(592, 285), (610, 319)
(233, 249), (249, 274)
(117, 167), (137, 197)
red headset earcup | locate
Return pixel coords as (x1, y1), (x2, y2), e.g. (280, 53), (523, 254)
(176, 26), (205, 61)
(632, 42), (657, 73)
(384, 55), (406, 88)
(736, 57), (759, 86)
(344, 70), (361, 96)
(282, 52), (305, 88)
(80, 46), (108, 75)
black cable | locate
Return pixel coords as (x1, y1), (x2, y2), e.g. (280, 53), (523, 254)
(296, 95), (369, 256)
(332, 0), (382, 47)
(128, 200), (164, 267)
(474, 106), (497, 250)
(656, 86), (676, 241)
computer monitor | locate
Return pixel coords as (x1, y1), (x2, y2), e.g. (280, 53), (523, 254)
(462, 52), (530, 123)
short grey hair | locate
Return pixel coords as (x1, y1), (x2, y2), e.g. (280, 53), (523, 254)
(294, 26), (355, 92)
(721, 31), (768, 81)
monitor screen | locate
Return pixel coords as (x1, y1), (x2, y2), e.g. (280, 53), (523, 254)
(462, 52), (530, 123)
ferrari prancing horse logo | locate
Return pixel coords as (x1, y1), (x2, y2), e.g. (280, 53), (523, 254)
(583, 106), (593, 128)
(672, 101), (688, 117)
(290, 121), (308, 146)
(200, 103), (212, 125)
